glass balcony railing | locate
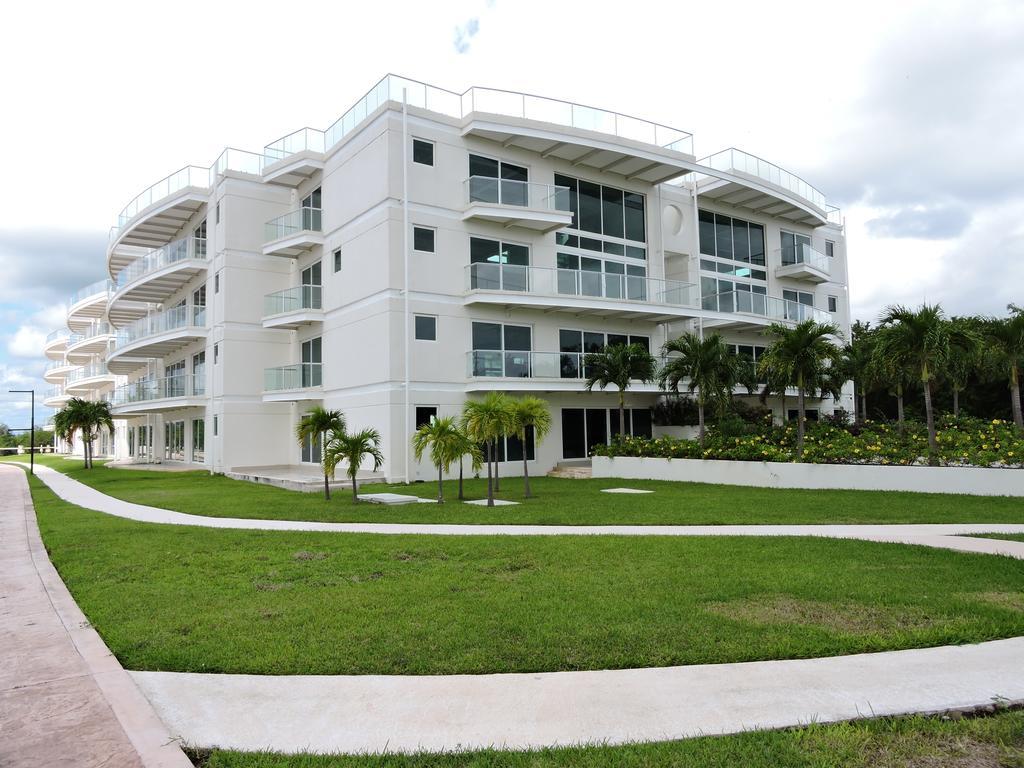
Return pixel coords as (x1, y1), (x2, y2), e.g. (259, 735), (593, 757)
(114, 305), (207, 351)
(69, 279), (112, 307)
(211, 147), (266, 179)
(776, 243), (831, 275)
(115, 165), (210, 230)
(464, 177), (571, 211)
(67, 322), (113, 347)
(115, 236), (208, 292)
(467, 350), (665, 381)
(264, 128), (326, 164)
(65, 363), (112, 385)
(264, 207), (322, 242)
(701, 290), (832, 324)
(45, 329), (70, 344)
(465, 263), (696, 307)
(110, 373), (205, 407)
(44, 385), (67, 401)
(697, 148), (827, 210)
(264, 363), (322, 391)
(45, 359), (73, 374)
(826, 205), (843, 226)
(263, 285), (322, 317)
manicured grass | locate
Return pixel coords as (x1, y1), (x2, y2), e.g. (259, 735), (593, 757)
(28, 473), (1024, 676)
(195, 710), (1024, 767)
(10, 454), (1024, 526)
(977, 533), (1024, 543)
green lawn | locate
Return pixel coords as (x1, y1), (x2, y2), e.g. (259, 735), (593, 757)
(195, 710), (1024, 767)
(28, 473), (1024, 677)
(977, 533), (1024, 543)
(11, 454), (1024, 526)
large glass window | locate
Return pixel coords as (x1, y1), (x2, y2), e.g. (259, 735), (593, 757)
(698, 210), (765, 266)
(469, 237), (529, 291)
(191, 419), (205, 462)
(164, 420), (185, 462)
(558, 330), (649, 378)
(561, 407), (651, 458)
(301, 336), (322, 387)
(555, 174), (646, 256)
(471, 322), (531, 378)
(468, 154), (528, 206)
(780, 231), (812, 265)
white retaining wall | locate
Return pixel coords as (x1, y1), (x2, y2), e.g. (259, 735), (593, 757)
(592, 456), (1024, 497)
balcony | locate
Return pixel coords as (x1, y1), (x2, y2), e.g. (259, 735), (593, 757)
(67, 279), (111, 329)
(462, 177), (572, 233)
(263, 285), (323, 329)
(44, 330), (70, 360)
(66, 322), (114, 363)
(43, 359), (76, 384)
(465, 350), (662, 393)
(108, 165), (209, 260)
(43, 386), (70, 409)
(107, 305), (207, 374)
(690, 148), (830, 227)
(774, 243), (832, 283)
(110, 235), (209, 319)
(701, 290), (833, 331)
(64, 363), (116, 394)
(263, 363), (322, 401)
(262, 128), (325, 186)
(109, 373), (206, 415)
(464, 263), (699, 322)
(263, 207), (323, 257)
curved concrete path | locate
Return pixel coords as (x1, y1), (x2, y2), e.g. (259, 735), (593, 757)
(19, 461), (1024, 755)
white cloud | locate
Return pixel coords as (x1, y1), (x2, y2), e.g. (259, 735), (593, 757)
(7, 326), (46, 358)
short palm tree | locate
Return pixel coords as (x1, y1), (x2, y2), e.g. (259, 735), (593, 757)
(982, 306), (1024, 430)
(583, 343), (657, 441)
(462, 392), (514, 506)
(758, 320), (842, 457)
(842, 322), (878, 422)
(947, 317), (981, 418)
(412, 416), (463, 503)
(451, 426), (483, 501)
(295, 407), (346, 499)
(658, 332), (738, 447)
(873, 304), (979, 459)
(323, 427), (384, 503)
(509, 396), (552, 498)
(54, 398), (113, 468)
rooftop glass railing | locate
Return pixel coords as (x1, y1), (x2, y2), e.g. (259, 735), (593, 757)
(775, 243), (832, 275)
(696, 148), (827, 210)
(464, 177), (571, 211)
(826, 205), (843, 226)
(264, 363), (322, 392)
(465, 263), (697, 307)
(114, 305), (207, 351)
(263, 285), (322, 317)
(264, 207), (322, 242)
(110, 373), (205, 407)
(211, 147), (266, 179)
(45, 329), (70, 344)
(114, 236), (207, 292)
(45, 359), (74, 374)
(69, 279), (112, 307)
(115, 166), (210, 230)
(264, 128), (327, 164)
(44, 385), (67, 400)
(701, 290), (832, 324)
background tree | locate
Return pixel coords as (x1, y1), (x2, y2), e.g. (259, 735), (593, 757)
(982, 305), (1024, 430)
(462, 392), (514, 506)
(323, 427), (384, 503)
(295, 407), (346, 499)
(509, 396), (552, 498)
(411, 416), (462, 503)
(842, 321), (878, 422)
(584, 343), (656, 442)
(658, 332), (738, 447)
(758, 320), (842, 457)
(946, 317), (982, 418)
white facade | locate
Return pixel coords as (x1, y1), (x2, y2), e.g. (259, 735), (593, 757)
(43, 75), (852, 481)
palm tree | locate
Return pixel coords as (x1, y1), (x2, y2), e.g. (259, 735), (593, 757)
(658, 332), (738, 448)
(982, 306), (1024, 431)
(583, 343), (657, 441)
(873, 304), (979, 459)
(758, 320), (842, 457)
(411, 416), (463, 503)
(54, 398), (113, 469)
(462, 392), (514, 507)
(509, 396), (552, 498)
(842, 322), (878, 423)
(947, 317), (981, 418)
(323, 427), (384, 503)
(295, 407), (346, 499)
(452, 426), (483, 501)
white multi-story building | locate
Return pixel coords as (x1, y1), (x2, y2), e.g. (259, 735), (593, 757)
(43, 75), (852, 481)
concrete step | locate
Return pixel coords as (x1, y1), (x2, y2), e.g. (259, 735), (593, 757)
(546, 465), (592, 479)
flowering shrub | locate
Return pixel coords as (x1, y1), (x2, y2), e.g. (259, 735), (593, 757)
(593, 416), (1024, 469)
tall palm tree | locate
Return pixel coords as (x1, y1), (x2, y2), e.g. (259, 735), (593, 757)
(295, 407), (346, 499)
(873, 304), (979, 459)
(323, 427), (384, 503)
(412, 416), (463, 503)
(54, 398), (113, 469)
(841, 322), (878, 423)
(462, 392), (514, 507)
(982, 306), (1024, 430)
(583, 343), (657, 441)
(947, 317), (981, 418)
(509, 396), (552, 498)
(758, 320), (842, 457)
(658, 332), (738, 448)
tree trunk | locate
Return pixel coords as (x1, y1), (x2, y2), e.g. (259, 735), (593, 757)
(952, 390), (960, 418)
(351, 470), (359, 503)
(458, 457), (465, 501)
(796, 375), (806, 459)
(322, 432), (330, 500)
(437, 463), (443, 503)
(492, 439), (500, 492)
(619, 391), (626, 444)
(697, 400), (705, 449)
(522, 434), (532, 499)
(923, 378), (938, 465)
(485, 442), (494, 507)
(324, 473), (330, 500)
(1011, 367), (1023, 431)
(859, 393), (867, 423)
(897, 384), (905, 434)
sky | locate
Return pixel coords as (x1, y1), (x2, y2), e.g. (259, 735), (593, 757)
(0, 0), (1021, 428)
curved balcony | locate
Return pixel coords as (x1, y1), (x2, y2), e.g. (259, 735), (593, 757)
(464, 263), (699, 323)
(44, 329), (70, 360)
(263, 285), (322, 329)
(262, 128), (325, 186)
(462, 177), (572, 234)
(263, 363), (322, 402)
(64, 363), (116, 395)
(109, 373), (206, 415)
(701, 290), (833, 331)
(110, 235), (208, 315)
(774, 243), (831, 283)
(263, 207), (323, 257)
(465, 350), (662, 394)
(43, 359), (77, 384)
(43, 386), (71, 409)
(65, 322), (114, 363)
(107, 305), (208, 374)
(67, 279), (111, 330)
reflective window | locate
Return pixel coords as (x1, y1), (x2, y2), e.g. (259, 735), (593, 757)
(699, 210), (765, 266)
(414, 315), (436, 341)
(413, 139), (434, 166)
(413, 226), (435, 252)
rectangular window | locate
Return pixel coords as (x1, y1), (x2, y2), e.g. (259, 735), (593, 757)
(333, 248), (342, 273)
(825, 240), (835, 258)
(414, 315), (436, 341)
(214, 272), (220, 293)
(781, 231), (812, 265)
(468, 154), (528, 206)
(413, 226), (435, 253)
(191, 419), (205, 462)
(213, 415), (219, 437)
(828, 295), (839, 313)
(470, 322), (532, 378)
(699, 210), (765, 267)
(468, 237), (529, 291)
(413, 139), (434, 166)
(415, 406), (438, 429)
(556, 173), (646, 250)
(301, 432), (322, 464)
(215, 202), (221, 224)
(213, 343), (219, 364)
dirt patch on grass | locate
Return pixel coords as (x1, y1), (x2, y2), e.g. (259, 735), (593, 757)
(967, 591), (1024, 612)
(293, 550), (328, 561)
(707, 596), (941, 634)
(253, 581), (292, 592)
(884, 738), (1006, 767)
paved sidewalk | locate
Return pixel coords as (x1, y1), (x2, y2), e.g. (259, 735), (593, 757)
(0, 465), (191, 768)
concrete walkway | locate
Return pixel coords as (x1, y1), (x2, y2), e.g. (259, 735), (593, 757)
(0, 465), (191, 767)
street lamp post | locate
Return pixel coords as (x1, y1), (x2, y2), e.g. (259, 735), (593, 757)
(9, 389), (35, 475)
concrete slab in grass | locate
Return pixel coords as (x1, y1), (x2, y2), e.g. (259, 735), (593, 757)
(361, 493), (428, 505)
(465, 499), (520, 506)
(601, 488), (654, 494)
